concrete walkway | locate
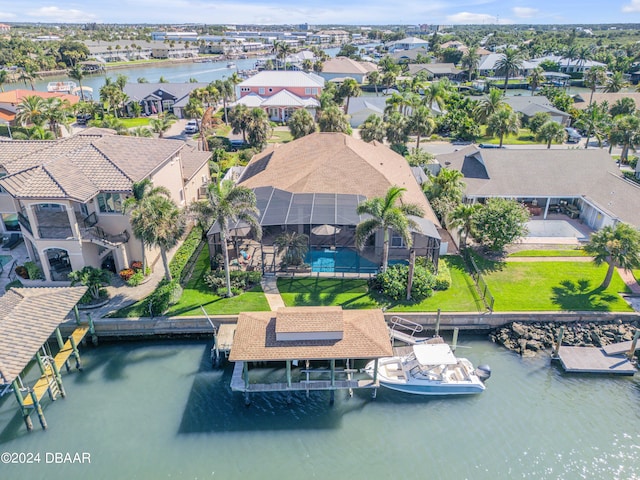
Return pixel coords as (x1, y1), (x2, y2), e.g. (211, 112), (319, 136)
(617, 268), (640, 295)
(505, 256), (593, 262)
(260, 276), (285, 311)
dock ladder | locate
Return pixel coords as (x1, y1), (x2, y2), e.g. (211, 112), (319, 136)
(389, 316), (425, 346)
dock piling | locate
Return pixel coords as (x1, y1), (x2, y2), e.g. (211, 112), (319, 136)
(553, 326), (565, 358)
(435, 309), (441, 337)
(627, 330), (640, 360)
(29, 389), (47, 430)
(452, 328), (459, 352)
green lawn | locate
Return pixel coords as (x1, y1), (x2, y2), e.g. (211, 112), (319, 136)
(277, 257), (482, 312)
(478, 126), (557, 146)
(482, 261), (633, 311)
(509, 249), (589, 257)
(277, 277), (380, 309)
(120, 118), (150, 128)
(268, 130), (293, 143)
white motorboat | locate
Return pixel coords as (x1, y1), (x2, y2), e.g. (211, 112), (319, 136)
(227, 62), (236, 69)
(364, 343), (490, 395)
(47, 81), (77, 93)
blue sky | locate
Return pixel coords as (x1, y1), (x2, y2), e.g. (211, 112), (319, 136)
(2, 1), (639, 25)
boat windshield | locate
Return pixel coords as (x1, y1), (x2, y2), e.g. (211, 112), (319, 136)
(413, 344), (458, 365)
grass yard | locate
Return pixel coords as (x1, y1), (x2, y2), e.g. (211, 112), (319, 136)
(478, 126), (557, 146)
(268, 130), (293, 143)
(509, 249), (589, 257)
(119, 117), (150, 128)
(482, 260), (633, 311)
(277, 257), (483, 312)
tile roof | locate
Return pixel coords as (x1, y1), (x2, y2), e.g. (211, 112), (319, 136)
(0, 287), (87, 385)
(180, 145), (211, 181)
(239, 71), (325, 88)
(229, 307), (392, 362)
(275, 307), (344, 334)
(0, 130), (184, 201)
(239, 132), (440, 227)
(0, 89), (79, 106)
(437, 147), (640, 226)
(321, 57), (378, 75)
(573, 92), (640, 110)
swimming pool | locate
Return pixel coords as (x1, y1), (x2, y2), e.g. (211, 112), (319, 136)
(0, 255), (12, 267)
(305, 248), (379, 273)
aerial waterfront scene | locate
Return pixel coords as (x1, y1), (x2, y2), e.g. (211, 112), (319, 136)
(2, 1), (640, 479)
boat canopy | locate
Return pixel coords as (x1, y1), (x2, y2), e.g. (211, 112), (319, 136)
(413, 344), (458, 365)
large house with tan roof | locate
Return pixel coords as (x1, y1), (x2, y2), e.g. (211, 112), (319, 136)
(208, 132), (442, 274)
(0, 129), (210, 281)
(436, 146), (640, 231)
(317, 57), (378, 83)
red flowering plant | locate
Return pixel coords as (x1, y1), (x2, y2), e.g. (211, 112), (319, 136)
(119, 268), (135, 281)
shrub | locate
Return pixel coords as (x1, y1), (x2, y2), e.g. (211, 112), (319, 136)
(131, 261), (143, 272)
(434, 261), (451, 290)
(5, 279), (23, 291)
(169, 225), (203, 281)
(78, 288), (108, 305)
(24, 261), (43, 280)
(204, 270), (261, 293)
(119, 268), (135, 281)
(127, 271), (145, 286)
(143, 279), (182, 316)
(370, 264), (436, 302)
(14, 265), (28, 279)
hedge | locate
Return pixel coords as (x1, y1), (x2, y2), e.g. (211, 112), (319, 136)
(169, 225), (203, 282)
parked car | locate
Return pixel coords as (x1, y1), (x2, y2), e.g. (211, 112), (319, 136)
(76, 113), (92, 125)
(229, 139), (246, 151)
(479, 143), (504, 149)
(565, 127), (581, 143)
(184, 120), (199, 134)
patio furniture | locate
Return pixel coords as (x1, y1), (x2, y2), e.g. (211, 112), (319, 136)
(562, 204), (580, 219)
(1, 233), (23, 251)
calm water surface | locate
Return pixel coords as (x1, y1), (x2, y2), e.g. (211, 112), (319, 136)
(0, 336), (639, 480)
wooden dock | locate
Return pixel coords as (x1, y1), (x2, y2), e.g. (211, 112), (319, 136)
(217, 324), (236, 353)
(230, 361), (377, 393)
(23, 325), (90, 407)
(556, 346), (637, 375)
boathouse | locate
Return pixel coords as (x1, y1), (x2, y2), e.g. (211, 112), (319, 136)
(0, 287), (93, 430)
(228, 306), (392, 402)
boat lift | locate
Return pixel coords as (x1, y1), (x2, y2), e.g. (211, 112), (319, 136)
(388, 312), (459, 351)
(201, 306), (235, 368)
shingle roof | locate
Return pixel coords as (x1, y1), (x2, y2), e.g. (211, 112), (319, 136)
(180, 145), (211, 181)
(239, 71), (324, 88)
(504, 96), (570, 118)
(123, 82), (209, 104)
(573, 92), (640, 110)
(238, 132), (440, 227)
(0, 287), (87, 385)
(437, 147), (640, 226)
(228, 307), (392, 362)
(408, 63), (461, 76)
(275, 307), (344, 334)
(346, 97), (386, 115)
(320, 57), (378, 75)
(0, 130), (184, 201)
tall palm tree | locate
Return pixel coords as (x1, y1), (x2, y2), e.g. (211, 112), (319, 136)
(574, 102), (609, 149)
(129, 193), (185, 281)
(449, 203), (480, 248)
(287, 108), (316, 139)
(385, 111), (409, 148)
(474, 88), (506, 123)
(355, 186), (424, 272)
(15, 95), (45, 127)
(367, 70), (381, 96)
(0, 70), (8, 93)
(193, 180), (262, 297)
(423, 168), (466, 222)
(495, 48), (523, 93)
(535, 120), (566, 148)
(360, 114), (386, 143)
(17, 67), (38, 91)
(460, 49), (480, 81)
(214, 79), (235, 124)
(422, 80), (449, 111)
(583, 66), (607, 106)
(604, 71), (627, 93)
(318, 105), (349, 133)
(486, 107), (521, 147)
(68, 64), (86, 102)
(339, 78), (361, 114)
(408, 105), (435, 149)
(41, 97), (72, 138)
(583, 223), (640, 289)
(528, 67), (545, 96)
(229, 104), (251, 142)
(610, 114), (640, 163)
(274, 231), (309, 267)
(123, 179), (172, 272)
(149, 115), (175, 138)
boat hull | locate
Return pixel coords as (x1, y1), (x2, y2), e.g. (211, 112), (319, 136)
(376, 379), (485, 396)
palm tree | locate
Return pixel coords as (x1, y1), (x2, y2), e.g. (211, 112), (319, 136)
(528, 67), (545, 96)
(339, 78), (361, 114)
(68, 64), (86, 102)
(575, 102), (609, 149)
(0, 69), (8, 92)
(318, 105), (349, 133)
(610, 97), (636, 117)
(41, 97), (72, 138)
(610, 114), (640, 163)
(460, 49), (480, 81)
(28, 126), (55, 140)
(385, 111), (409, 148)
(15, 95), (45, 127)
(68, 267), (111, 301)
(449, 203), (480, 248)
(487, 107), (520, 147)
(423, 168), (466, 222)
(408, 106), (435, 149)
(149, 115), (175, 138)
(382, 71), (397, 94)
(360, 114), (386, 143)
(535, 120), (566, 148)
(214, 79), (235, 124)
(355, 186), (424, 272)
(287, 108), (316, 139)
(229, 104), (251, 143)
(474, 88), (506, 123)
(123, 179), (172, 272)
(422, 79), (449, 111)
(367, 70), (381, 96)
(129, 193), (185, 281)
(494, 48), (523, 93)
(583, 66), (607, 106)
(604, 71), (627, 93)
(274, 231), (309, 267)
(17, 67), (38, 91)
(130, 126), (153, 137)
(195, 180), (262, 297)
(583, 223), (640, 289)
(246, 107), (272, 148)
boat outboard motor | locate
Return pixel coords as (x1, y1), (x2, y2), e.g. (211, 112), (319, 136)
(474, 364), (491, 382)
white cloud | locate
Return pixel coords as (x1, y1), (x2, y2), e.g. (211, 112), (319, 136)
(512, 7), (538, 18)
(26, 6), (95, 22)
(623, 0), (640, 12)
(446, 11), (512, 24)
(0, 11), (16, 20)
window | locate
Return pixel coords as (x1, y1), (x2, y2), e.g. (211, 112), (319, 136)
(305, 88), (311, 95)
(312, 88), (318, 95)
(258, 87), (265, 95)
(391, 233), (406, 248)
(97, 193), (124, 213)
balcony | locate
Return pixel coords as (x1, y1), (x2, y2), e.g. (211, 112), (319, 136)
(17, 212), (32, 236)
(83, 226), (130, 246)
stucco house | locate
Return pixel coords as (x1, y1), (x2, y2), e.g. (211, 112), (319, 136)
(503, 96), (571, 126)
(346, 97), (387, 128)
(0, 129), (211, 282)
(123, 82), (209, 118)
(234, 71), (324, 122)
(208, 133), (443, 274)
(387, 37), (430, 53)
(436, 146), (640, 231)
(407, 63), (463, 81)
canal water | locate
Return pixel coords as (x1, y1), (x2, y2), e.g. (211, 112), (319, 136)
(0, 336), (638, 479)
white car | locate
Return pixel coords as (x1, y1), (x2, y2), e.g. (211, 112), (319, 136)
(184, 120), (199, 134)
(565, 127), (581, 143)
